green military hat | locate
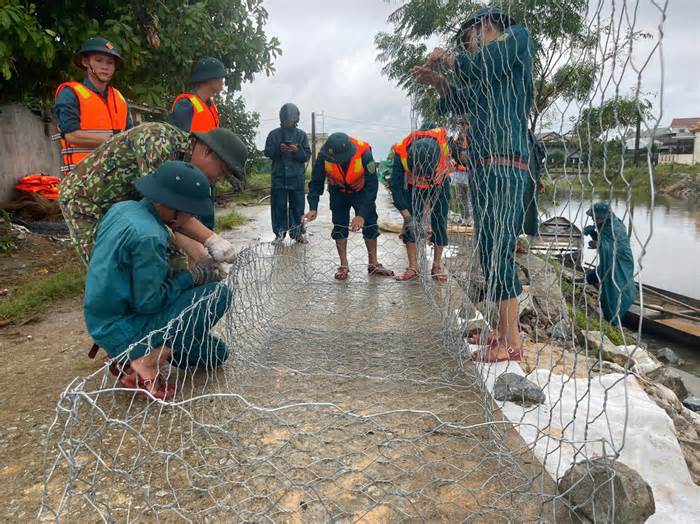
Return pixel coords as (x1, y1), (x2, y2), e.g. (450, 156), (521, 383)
(193, 128), (248, 183)
(74, 37), (123, 69)
(322, 132), (356, 164)
(459, 7), (517, 35)
(586, 202), (612, 221)
(191, 57), (226, 84)
(135, 160), (213, 217)
(408, 137), (441, 177)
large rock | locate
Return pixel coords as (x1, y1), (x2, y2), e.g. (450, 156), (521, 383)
(559, 459), (655, 523)
(493, 373), (545, 406)
(655, 347), (686, 366)
(549, 318), (573, 341)
(516, 253), (570, 328)
(648, 367), (689, 400)
(683, 397), (700, 413)
(617, 345), (662, 375)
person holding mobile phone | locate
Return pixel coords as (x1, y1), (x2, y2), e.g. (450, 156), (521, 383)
(264, 103), (311, 243)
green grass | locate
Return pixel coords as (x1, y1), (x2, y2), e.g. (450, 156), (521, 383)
(215, 172), (272, 205)
(0, 265), (85, 322)
(569, 304), (625, 346)
(214, 209), (247, 232)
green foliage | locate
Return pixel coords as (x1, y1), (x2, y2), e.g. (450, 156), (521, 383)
(0, 265), (85, 322)
(0, 2), (56, 81)
(575, 97), (653, 143)
(214, 209), (246, 232)
(375, 0), (638, 129)
(0, 1), (280, 111)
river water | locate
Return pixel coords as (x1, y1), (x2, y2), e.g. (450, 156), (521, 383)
(542, 189), (700, 377)
(544, 191), (700, 301)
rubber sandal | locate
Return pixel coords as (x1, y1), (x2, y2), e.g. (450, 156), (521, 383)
(334, 266), (350, 280)
(466, 329), (499, 346)
(431, 265), (448, 283)
(395, 268), (419, 281)
(368, 263), (394, 277)
(106, 357), (131, 379)
(119, 370), (175, 401)
(471, 345), (524, 363)
(294, 236), (309, 244)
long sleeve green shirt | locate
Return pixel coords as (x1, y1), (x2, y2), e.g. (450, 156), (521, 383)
(437, 24), (534, 160)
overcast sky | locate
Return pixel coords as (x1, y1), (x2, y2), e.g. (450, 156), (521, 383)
(241, 0), (700, 158)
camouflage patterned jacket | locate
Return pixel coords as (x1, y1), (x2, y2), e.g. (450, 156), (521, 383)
(59, 122), (194, 264)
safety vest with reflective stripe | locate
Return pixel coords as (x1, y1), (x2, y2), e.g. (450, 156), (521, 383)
(172, 93), (219, 132)
(54, 81), (128, 175)
(393, 128), (451, 189)
(323, 137), (370, 193)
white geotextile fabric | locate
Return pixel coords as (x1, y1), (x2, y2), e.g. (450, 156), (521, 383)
(474, 357), (700, 522)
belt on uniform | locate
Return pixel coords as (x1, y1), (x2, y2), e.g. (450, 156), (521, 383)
(480, 156), (529, 171)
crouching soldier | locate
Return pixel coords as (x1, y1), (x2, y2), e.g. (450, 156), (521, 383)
(59, 122), (247, 267)
(84, 161), (231, 401)
(304, 132), (393, 280)
(391, 129), (451, 282)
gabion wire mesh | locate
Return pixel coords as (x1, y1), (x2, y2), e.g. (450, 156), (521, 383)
(41, 0), (683, 522)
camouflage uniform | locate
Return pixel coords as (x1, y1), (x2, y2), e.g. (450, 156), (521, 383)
(59, 122), (194, 265)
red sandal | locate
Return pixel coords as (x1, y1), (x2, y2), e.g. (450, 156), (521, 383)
(368, 263), (394, 277)
(431, 265), (448, 283)
(119, 370), (176, 401)
(334, 266), (350, 280)
(471, 345), (524, 363)
(395, 267), (419, 281)
(466, 328), (499, 346)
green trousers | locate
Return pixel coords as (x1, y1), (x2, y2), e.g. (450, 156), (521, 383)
(469, 163), (526, 301)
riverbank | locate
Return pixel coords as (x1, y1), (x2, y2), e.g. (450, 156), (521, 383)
(549, 163), (700, 202)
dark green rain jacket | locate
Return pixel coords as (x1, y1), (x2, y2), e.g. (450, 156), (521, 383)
(585, 203), (637, 324)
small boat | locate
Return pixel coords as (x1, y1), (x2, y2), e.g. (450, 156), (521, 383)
(624, 283), (700, 347)
(529, 216), (583, 268)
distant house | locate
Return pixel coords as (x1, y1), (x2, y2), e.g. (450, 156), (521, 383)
(537, 131), (581, 167)
(646, 118), (700, 165)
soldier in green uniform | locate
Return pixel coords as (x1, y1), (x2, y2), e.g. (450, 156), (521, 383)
(304, 132), (393, 280)
(413, 7), (534, 362)
(58, 122), (247, 266)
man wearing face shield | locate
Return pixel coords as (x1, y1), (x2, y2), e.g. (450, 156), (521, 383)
(412, 7), (534, 363)
(264, 103), (312, 242)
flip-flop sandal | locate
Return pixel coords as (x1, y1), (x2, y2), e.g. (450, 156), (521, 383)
(334, 266), (350, 280)
(431, 266), (448, 283)
(395, 268), (419, 281)
(471, 346), (524, 363)
(294, 236), (309, 244)
(107, 358), (132, 379)
(368, 263), (394, 277)
(119, 370), (175, 401)
(466, 328), (499, 346)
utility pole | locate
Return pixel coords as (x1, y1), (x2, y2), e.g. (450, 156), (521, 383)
(629, 109), (642, 237)
(311, 111), (317, 164)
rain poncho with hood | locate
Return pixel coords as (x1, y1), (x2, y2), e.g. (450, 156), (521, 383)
(584, 202), (637, 325)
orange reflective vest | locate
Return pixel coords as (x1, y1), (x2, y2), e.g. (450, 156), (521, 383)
(393, 128), (451, 189)
(323, 137), (370, 193)
(172, 93), (219, 132)
(15, 174), (60, 201)
(54, 82), (128, 175)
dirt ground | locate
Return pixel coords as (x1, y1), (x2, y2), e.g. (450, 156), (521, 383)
(1, 195), (570, 522)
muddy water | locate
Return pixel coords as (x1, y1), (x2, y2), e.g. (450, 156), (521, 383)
(546, 191), (700, 301)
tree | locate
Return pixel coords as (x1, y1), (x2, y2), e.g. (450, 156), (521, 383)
(0, 0), (280, 148)
(375, 0), (640, 131)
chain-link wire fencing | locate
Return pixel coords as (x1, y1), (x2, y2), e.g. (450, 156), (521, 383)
(40, 1), (698, 522)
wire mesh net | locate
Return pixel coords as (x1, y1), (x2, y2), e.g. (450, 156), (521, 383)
(41, 1), (690, 522)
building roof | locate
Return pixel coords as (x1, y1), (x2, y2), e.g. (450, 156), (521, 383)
(670, 117), (700, 129)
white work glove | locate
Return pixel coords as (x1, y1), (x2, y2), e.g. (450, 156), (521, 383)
(215, 262), (233, 278)
(204, 233), (236, 262)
